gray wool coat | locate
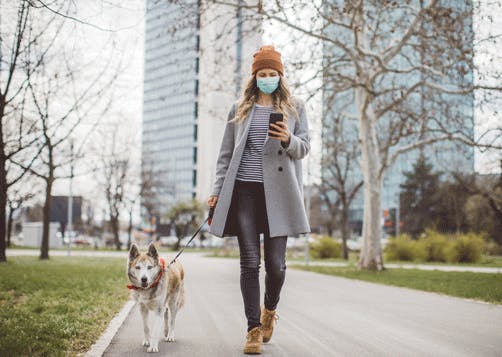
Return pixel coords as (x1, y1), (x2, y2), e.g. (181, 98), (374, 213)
(208, 97), (311, 238)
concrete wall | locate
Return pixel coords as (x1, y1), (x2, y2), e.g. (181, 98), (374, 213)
(22, 222), (62, 248)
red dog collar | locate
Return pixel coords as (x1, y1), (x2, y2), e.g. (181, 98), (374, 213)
(127, 257), (166, 290)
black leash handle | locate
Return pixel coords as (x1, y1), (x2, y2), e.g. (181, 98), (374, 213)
(168, 208), (215, 266)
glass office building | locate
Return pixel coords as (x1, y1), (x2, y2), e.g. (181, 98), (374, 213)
(142, 0), (200, 219)
(320, 0), (475, 234)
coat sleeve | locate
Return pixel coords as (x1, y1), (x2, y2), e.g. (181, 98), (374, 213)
(281, 99), (310, 160)
(211, 103), (237, 197)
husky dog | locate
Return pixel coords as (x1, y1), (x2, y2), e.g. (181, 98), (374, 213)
(127, 243), (185, 353)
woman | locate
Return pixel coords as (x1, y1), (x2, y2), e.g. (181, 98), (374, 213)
(207, 45), (311, 354)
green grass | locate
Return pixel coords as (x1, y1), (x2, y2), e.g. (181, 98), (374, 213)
(386, 255), (502, 267)
(0, 256), (130, 356)
(290, 264), (502, 304)
(207, 248), (502, 267)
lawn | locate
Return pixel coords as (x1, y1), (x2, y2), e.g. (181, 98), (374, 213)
(207, 248), (502, 267)
(290, 264), (502, 304)
(0, 256), (130, 356)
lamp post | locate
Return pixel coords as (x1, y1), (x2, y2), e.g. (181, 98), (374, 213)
(67, 139), (74, 257)
(396, 192), (400, 237)
(304, 150), (311, 266)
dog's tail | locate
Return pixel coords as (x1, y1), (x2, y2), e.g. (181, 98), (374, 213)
(179, 263), (184, 281)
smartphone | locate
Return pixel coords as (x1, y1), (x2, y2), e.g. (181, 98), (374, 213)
(268, 112), (283, 137)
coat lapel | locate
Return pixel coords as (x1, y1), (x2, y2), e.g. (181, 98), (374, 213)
(234, 104), (255, 149)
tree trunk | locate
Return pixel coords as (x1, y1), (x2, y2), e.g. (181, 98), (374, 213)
(40, 178), (52, 260)
(341, 203), (350, 260)
(7, 205), (14, 248)
(0, 166), (6, 262)
(357, 89), (384, 270)
(111, 214), (121, 250)
(0, 101), (6, 262)
(127, 208), (132, 250)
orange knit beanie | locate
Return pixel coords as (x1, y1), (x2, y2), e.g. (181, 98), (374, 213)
(252, 45), (284, 76)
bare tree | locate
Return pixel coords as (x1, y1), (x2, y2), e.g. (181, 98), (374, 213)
(140, 158), (170, 226)
(14, 60), (117, 259)
(104, 158), (129, 251)
(93, 120), (136, 251)
(0, 1), (54, 261)
(320, 103), (363, 259)
(6, 0), (128, 259)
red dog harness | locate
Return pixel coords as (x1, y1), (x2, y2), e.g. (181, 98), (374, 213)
(127, 257), (166, 290)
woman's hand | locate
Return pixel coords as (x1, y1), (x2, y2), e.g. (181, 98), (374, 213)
(207, 195), (219, 208)
(269, 121), (291, 146)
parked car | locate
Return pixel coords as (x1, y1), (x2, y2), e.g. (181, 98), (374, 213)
(159, 236), (178, 247)
(200, 236), (224, 248)
(179, 236), (200, 248)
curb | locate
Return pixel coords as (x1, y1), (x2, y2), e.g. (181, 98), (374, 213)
(85, 299), (136, 357)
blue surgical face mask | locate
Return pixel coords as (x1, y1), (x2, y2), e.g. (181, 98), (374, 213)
(256, 76), (280, 94)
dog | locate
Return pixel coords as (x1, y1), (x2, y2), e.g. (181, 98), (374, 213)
(127, 242), (185, 353)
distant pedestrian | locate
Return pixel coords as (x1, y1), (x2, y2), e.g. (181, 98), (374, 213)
(207, 45), (311, 354)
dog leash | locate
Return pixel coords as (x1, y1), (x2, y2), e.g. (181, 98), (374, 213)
(167, 206), (215, 267)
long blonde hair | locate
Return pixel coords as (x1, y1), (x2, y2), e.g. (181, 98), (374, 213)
(229, 74), (299, 124)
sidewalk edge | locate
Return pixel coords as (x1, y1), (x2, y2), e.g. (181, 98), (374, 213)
(85, 299), (136, 357)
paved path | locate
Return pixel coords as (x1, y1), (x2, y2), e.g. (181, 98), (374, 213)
(7, 249), (502, 273)
(103, 252), (502, 356)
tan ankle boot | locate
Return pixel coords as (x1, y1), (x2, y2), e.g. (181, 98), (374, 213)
(261, 305), (279, 343)
(243, 326), (263, 354)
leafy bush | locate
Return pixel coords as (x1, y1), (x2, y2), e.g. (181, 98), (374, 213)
(417, 229), (451, 262)
(446, 233), (483, 263)
(386, 231), (487, 263)
(384, 234), (425, 261)
(483, 240), (502, 256)
(309, 236), (342, 259)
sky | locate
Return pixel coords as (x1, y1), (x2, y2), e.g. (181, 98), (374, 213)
(40, 0), (501, 224)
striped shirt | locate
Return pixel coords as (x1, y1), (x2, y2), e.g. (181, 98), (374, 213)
(236, 103), (274, 182)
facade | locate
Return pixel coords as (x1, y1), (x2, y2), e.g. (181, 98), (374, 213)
(320, 0), (475, 235)
(142, 0), (261, 222)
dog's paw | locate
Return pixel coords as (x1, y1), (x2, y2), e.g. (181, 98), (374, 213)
(164, 334), (175, 342)
(147, 345), (159, 353)
(142, 339), (150, 347)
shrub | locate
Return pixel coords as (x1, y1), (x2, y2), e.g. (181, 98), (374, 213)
(384, 234), (425, 262)
(483, 240), (502, 256)
(446, 233), (484, 263)
(417, 229), (451, 262)
(309, 236), (342, 259)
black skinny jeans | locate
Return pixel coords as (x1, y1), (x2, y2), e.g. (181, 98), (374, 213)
(233, 179), (288, 332)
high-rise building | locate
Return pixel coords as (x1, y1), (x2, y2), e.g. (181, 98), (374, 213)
(320, 0), (474, 235)
(142, 0), (261, 222)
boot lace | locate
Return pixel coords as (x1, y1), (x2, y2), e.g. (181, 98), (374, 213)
(263, 310), (279, 327)
(247, 327), (262, 341)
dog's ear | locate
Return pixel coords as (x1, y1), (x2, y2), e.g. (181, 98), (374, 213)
(147, 242), (158, 260)
(129, 243), (140, 261)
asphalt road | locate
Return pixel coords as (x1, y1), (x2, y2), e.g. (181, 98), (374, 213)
(104, 252), (502, 357)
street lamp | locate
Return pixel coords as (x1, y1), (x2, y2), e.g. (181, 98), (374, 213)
(67, 138), (74, 257)
(304, 149), (311, 266)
